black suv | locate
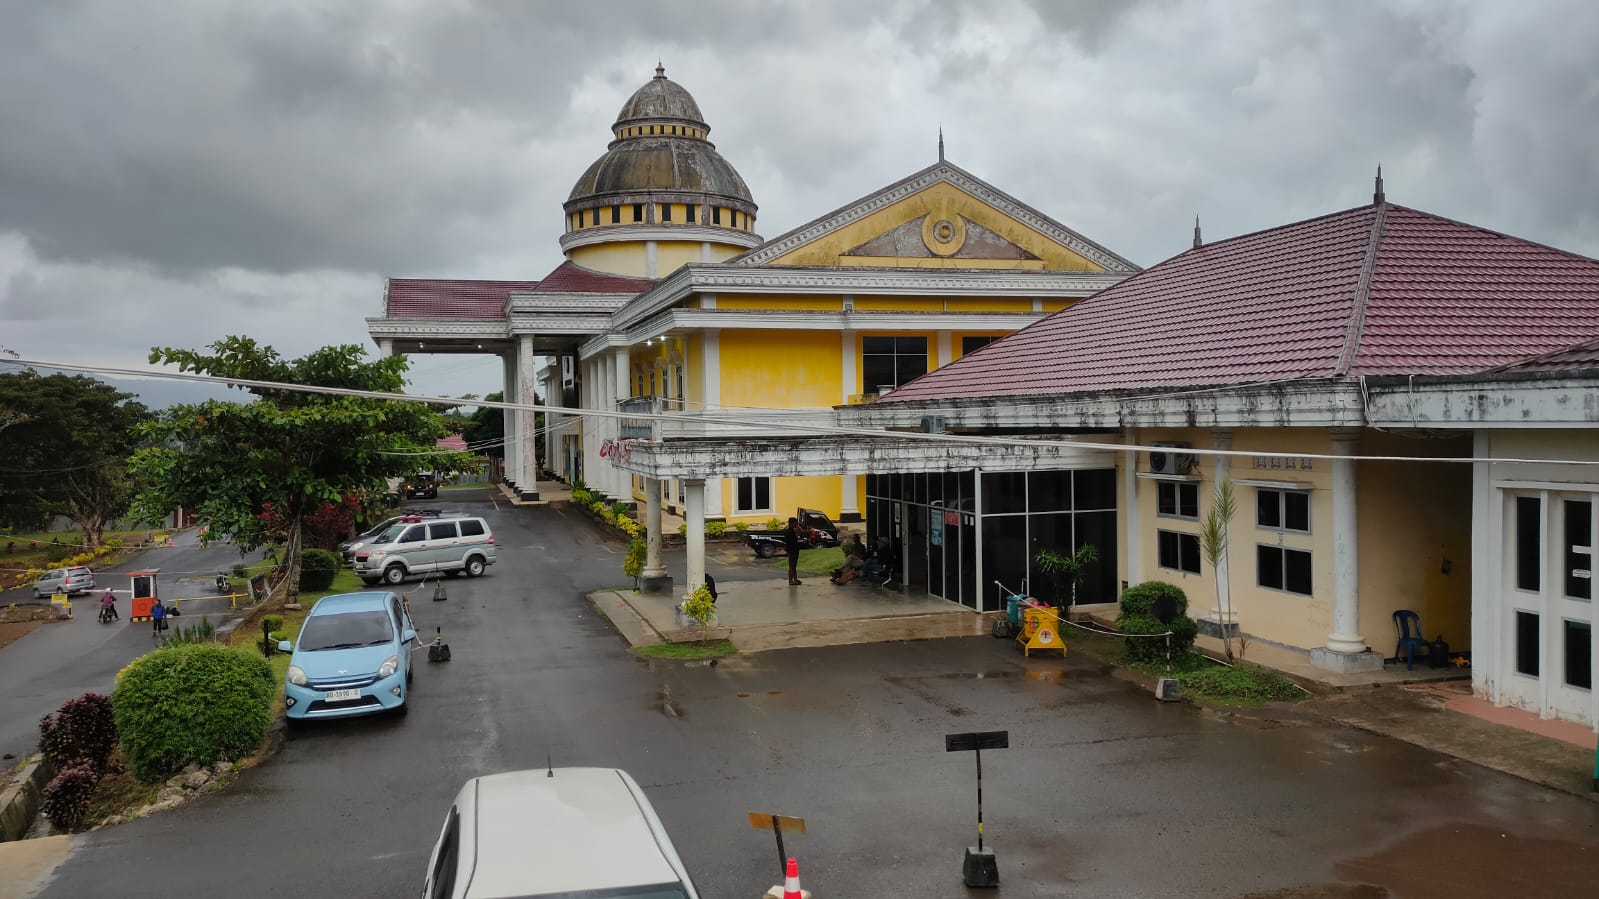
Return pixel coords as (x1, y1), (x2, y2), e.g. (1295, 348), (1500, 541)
(404, 472), (438, 499)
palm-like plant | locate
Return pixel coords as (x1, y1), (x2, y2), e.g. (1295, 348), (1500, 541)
(1034, 544), (1100, 612)
(1198, 479), (1238, 661)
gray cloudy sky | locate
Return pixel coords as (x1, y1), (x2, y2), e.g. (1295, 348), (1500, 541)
(2, 0), (1597, 406)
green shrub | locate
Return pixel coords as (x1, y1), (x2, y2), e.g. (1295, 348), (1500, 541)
(610, 501), (631, 518)
(677, 523), (688, 536)
(681, 584), (716, 627)
(231, 563), (248, 578)
(1116, 581), (1196, 662)
(112, 644), (275, 784)
(765, 517), (783, 531)
(260, 614), (285, 634)
(45, 543), (71, 563)
(41, 761), (100, 832)
(161, 617), (217, 647)
(705, 521), (727, 538)
(39, 693), (117, 773)
(298, 548), (340, 592)
(733, 522), (749, 533)
(571, 488), (593, 505)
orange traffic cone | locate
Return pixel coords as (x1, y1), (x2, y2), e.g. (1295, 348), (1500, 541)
(783, 857), (803, 899)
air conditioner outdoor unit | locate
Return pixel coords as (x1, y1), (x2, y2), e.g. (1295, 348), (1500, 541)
(921, 415), (946, 434)
(1149, 441), (1195, 475)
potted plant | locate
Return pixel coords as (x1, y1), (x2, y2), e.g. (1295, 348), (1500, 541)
(1034, 544), (1099, 616)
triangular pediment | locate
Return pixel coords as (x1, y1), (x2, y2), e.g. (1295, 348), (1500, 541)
(731, 161), (1139, 273)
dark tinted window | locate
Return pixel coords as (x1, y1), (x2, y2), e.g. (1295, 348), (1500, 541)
(428, 809), (458, 899)
(1158, 530), (1200, 574)
(1515, 610), (1540, 676)
(298, 610), (394, 651)
(1565, 620), (1592, 689)
(1564, 500), (1591, 599)
(1284, 493), (1310, 531)
(1073, 470), (1116, 510)
(1259, 545), (1313, 594)
(861, 336), (927, 392)
(399, 525), (426, 544)
(459, 519), (485, 537)
(962, 335), (998, 355)
(1157, 482), (1198, 519)
(428, 522), (459, 540)
(1515, 496), (1541, 591)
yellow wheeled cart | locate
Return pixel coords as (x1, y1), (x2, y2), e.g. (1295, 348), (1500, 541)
(1017, 604), (1066, 657)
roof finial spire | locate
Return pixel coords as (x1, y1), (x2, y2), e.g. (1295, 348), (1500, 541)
(1192, 215), (1203, 249)
(938, 127), (945, 162)
(1373, 164), (1385, 205)
(654, 61), (666, 80)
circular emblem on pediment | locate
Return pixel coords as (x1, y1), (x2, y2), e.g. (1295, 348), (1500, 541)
(920, 211), (966, 256)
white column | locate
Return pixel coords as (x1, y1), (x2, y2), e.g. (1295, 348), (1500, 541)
(377, 338), (394, 356)
(841, 331), (855, 402)
(539, 369), (555, 483)
(502, 353), (519, 487)
(684, 479), (706, 595)
(645, 241), (658, 278)
(1470, 431), (1495, 704)
(1123, 427), (1142, 589)
(642, 477), (668, 591)
(936, 330), (952, 368)
(1326, 430), (1367, 653)
(582, 359), (600, 492)
(840, 474), (859, 520)
(973, 471), (987, 611)
(1211, 429), (1234, 625)
(701, 331), (720, 410)
(516, 334), (538, 498)
(612, 348), (632, 501)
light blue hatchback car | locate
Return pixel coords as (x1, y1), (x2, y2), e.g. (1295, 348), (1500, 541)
(280, 591), (416, 723)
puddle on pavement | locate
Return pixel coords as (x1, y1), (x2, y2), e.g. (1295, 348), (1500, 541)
(1332, 822), (1599, 898)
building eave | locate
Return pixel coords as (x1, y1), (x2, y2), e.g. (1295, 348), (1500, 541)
(1363, 371), (1599, 428)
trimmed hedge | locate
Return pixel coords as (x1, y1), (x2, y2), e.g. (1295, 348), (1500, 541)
(299, 548), (340, 592)
(1116, 580), (1198, 663)
(112, 643), (276, 784)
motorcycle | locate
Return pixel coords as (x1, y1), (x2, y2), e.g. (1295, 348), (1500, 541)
(215, 573), (230, 594)
(98, 603), (116, 624)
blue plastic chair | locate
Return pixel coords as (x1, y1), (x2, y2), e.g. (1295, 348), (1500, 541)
(1392, 610), (1427, 671)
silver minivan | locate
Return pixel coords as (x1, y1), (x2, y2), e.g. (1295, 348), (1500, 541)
(352, 516), (495, 585)
(421, 767), (701, 899)
(33, 565), (96, 598)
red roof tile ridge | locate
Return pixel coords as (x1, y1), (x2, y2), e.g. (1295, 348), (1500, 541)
(1334, 203), (1391, 376)
(1484, 335), (1599, 373)
(1181, 203), (1378, 255)
(1384, 204), (1599, 266)
(559, 258), (655, 284)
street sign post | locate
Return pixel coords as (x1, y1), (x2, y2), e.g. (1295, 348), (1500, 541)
(945, 730), (1009, 887)
(747, 812), (806, 881)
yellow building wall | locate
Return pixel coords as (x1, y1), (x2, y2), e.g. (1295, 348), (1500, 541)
(716, 294), (843, 311)
(769, 181), (1109, 271)
(568, 244), (649, 278)
(837, 256), (1048, 271)
(1131, 427), (1473, 653)
(656, 241), (705, 275)
(720, 330), (842, 409)
(715, 476), (851, 527)
(1355, 431), (1474, 652)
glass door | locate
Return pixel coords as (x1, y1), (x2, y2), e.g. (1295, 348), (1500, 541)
(1551, 497), (1595, 722)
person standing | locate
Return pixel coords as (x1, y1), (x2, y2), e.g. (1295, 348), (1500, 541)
(150, 597), (167, 635)
(783, 517), (803, 586)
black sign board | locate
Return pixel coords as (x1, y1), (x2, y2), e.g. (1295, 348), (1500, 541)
(946, 730), (1009, 752)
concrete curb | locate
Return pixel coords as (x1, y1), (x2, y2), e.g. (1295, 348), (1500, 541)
(0, 756), (53, 843)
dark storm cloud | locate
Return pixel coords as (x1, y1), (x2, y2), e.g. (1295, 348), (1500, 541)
(1, 0), (1597, 404)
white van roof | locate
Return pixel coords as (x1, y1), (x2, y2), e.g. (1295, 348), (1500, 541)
(461, 768), (687, 898)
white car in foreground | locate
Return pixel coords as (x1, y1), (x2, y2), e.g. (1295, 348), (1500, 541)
(421, 767), (701, 899)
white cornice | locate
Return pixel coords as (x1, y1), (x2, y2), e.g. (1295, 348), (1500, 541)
(612, 434), (1117, 478)
(579, 308), (1046, 358)
(729, 161), (1141, 274)
(558, 224), (763, 252)
(838, 382), (1369, 430)
(366, 318), (509, 338)
(505, 291), (634, 313)
(608, 263), (1123, 333)
(1364, 374), (1599, 428)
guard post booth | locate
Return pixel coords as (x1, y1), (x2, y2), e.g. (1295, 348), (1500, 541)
(130, 569), (160, 622)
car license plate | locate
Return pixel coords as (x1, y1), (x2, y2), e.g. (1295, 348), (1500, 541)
(324, 689), (362, 702)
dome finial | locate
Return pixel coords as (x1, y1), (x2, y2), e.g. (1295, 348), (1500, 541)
(654, 61), (666, 80)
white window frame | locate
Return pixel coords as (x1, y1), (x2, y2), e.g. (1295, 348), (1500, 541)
(735, 476), (773, 514)
(1156, 481), (1199, 521)
(1156, 529), (1201, 574)
(1255, 487), (1312, 534)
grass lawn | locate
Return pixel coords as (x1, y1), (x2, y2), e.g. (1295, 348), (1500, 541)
(631, 639), (737, 660)
(767, 546), (845, 577)
(1060, 619), (1307, 708)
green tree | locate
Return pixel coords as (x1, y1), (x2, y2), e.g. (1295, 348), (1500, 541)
(128, 338), (457, 602)
(0, 371), (150, 544)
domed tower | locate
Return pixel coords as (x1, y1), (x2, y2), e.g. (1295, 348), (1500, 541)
(562, 64), (761, 279)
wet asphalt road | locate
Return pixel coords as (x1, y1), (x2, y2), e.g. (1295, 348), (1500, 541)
(0, 533), (261, 762)
(29, 489), (1599, 898)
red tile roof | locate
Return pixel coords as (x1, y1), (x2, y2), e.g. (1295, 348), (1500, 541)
(882, 203), (1599, 402)
(384, 279), (540, 319)
(1490, 336), (1599, 373)
(436, 434), (468, 452)
(531, 260), (654, 294)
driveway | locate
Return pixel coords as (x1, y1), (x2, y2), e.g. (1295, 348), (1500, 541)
(0, 531), (261, 762)
(24, 492), (1599, 898)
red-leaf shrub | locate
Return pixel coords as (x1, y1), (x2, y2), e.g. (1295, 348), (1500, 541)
(39, 693), (117, 774)
(40, 761), (100, 832)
